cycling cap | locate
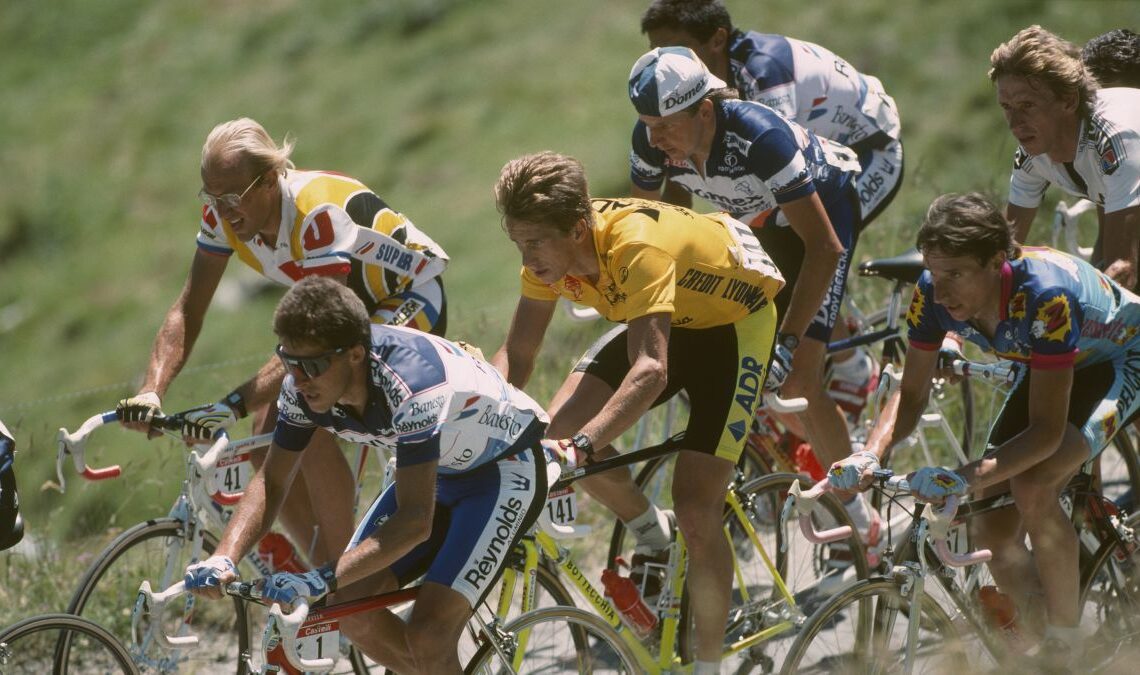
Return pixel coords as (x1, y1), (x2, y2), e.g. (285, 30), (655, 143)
(629, 46), (727, 117)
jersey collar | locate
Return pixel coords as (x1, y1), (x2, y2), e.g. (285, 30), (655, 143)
(999, 260), (1014, 321)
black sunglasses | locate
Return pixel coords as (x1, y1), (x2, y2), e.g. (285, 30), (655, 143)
(275, 344), (350, 379)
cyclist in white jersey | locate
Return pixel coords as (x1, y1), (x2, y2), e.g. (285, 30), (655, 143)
(185, 277), (549, 673)
(116, 118), (449, 571)
(993, 26), (1140, 290)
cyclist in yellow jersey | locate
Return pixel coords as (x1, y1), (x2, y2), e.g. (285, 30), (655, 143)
(116, 118), (448, 569)
(491, 152), (783, 667)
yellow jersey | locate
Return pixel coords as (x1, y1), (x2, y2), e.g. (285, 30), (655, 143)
(521, 198), (784, 329)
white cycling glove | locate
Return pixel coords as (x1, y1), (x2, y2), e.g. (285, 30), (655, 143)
(185, 555), (237, 591)
(261, 565), (337, 607)
(764, 343), (794, 392)
(178, 402), (239, 442)
(828, 451), (880, 491)
(117, 392), (163, 425)
(910, 466), (968, 503)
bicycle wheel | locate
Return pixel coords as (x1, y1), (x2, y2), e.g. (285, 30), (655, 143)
(0, 612), (139, 674)
(778, 577), (962, 675)
(1077, 529), (1140, 671)
(66, 517), (250, 674)
(678, 471), (871, 671)
(1097, 427), (1140, 511)
(464, 606), (639, 674)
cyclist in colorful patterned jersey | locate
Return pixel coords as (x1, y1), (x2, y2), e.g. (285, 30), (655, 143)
(185, 277), (548, 673)
(492, 152), (783, 674)
(828, 193), (1140, 666)
(992, 26), (1140, 291)
(116, 118), (449, 570)
(640, 0), (903, 225)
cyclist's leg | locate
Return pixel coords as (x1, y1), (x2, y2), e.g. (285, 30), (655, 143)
(672, 450), (735, 661)
(548, 325), (681, 536)
(671, 305), (777, 663)
(403, 445), (547, 671)
(250, 415), (354, 566)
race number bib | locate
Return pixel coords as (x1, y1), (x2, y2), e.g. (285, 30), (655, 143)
(297, 620), (341, 664)
(544, 486), (578, 526)
(212, 451), (253, 502)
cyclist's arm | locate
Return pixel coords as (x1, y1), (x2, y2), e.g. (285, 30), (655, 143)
(862, 346), (939, 460)
(324, 460), (436, 589)
(576, 312), (670, 450)
(1099, 205), (1140, 290)
(777, 192), (843, 338)
(1006, 203), (1038, 244)
(215, 436), (306, 562)
(139, 249), (229, 399)
(957, 366), (1073, 491)
(491, 296), (557, 387)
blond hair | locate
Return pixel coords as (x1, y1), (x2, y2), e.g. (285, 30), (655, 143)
(201, 118), (296, 177)
(989, 25), (1097, 117)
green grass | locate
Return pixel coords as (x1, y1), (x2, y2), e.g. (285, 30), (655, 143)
(0, 0), (1132, 623)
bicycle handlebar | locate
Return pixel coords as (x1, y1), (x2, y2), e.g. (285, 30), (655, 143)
(947, 358), (1019, 385)
(876, 473), (992, 568)
(133, 580), (200, 649)
(762, 391), (808, 414)
(780, 479), (854, 551)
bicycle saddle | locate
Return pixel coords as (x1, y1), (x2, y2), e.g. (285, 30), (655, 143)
(858, 248), (925, 284)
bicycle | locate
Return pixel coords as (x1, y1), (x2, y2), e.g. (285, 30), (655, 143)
(56, 411), (378, 674)
(0, 612), (139, 674)
(779, 470), (1140, 674)
(470, 398), (871, 673)
(57, 410), (577, 674)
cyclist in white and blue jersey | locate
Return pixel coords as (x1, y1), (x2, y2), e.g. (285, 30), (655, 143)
(829, 193), (1140, 665)
(628, 47), (876, 547)
(185, 276), (549, 673)
(640, 0), (903, 225)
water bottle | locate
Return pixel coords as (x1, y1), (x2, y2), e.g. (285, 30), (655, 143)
(977, 585), (1018, 636)
(601, 568), (658, 639)
(257, 531), (306, 574)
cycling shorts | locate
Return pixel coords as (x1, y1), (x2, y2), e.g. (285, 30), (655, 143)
(987, 353), (1140, 461)
(348, 441), (547, 608)
(572, 302), (777, 463)
(852, 137), (904, 229)
(371, 277), (448, 336)
(753, 188), (860, 343)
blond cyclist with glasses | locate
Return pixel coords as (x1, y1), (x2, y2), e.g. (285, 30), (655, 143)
(116, 117), (449, 571)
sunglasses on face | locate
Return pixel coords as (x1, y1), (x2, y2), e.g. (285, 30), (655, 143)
(198, 173), (263, 210)
(275, 344), (350, 380)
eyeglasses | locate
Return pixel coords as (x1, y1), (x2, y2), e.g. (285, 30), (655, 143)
(275, 344), (350, 380)
(198, 173), (263, 210)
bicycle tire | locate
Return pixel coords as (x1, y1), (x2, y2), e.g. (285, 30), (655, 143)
(1076, 531), (1140, 671)
(1097, 427), (1140, 512)
(65, 517), (251, 674)
(464, 606), (639, 674)
(0, 612), (140, 674)
(778, 577), (960, 675)
(677, 471), (872, 670)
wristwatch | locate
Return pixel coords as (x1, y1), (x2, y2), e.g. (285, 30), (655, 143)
(570, 432), (594, 457)
(776, 332), (800, 352)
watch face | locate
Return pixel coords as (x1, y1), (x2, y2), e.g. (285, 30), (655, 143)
(572, 433), (592, 451)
